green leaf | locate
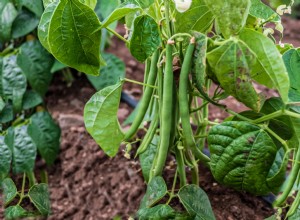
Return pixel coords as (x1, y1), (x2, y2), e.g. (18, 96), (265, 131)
(0, 104), (13, 124)
(16, 0), (44, 17)
(129, 15), (161, 62)
(28, 184), (51, 216)
(12, 9), (39, 39)
(0, 136), (11, 181)
(1, 178), (17, 206)
(87, 53), (125, 91)
(208, 121), (280, 195)
(207, 39), (263, 111)
(22, 90), (43, 110)
(47, 0), (102, 76)
(139, 176), (167, 209)
(139, 135), (159, 182)
(43, 0), (58, 8)
(95, 0), (120, 20)
(4, 205), (28, 220)
(175, 0), (214, 34)
(7, 126), (37, 174)
(138, 205), (175, 220)
(204, 0), (250, 38)
(0, 0), (18, 43)
(126, 0), (154, 8)
(0, 56), (27, 113)
(178, 185), (216, 220)
(79, 0), (97, 9)
(249, 0), (280, 22)
(283, 49), (300, 102)
(239, 28), (290, 103)
(0, 96), (4, 112)
(84, 82), (124, 157)
(265, 215), (277, 220)
(17, 40), (54, 96)
(50, 59), (67, 73)
(38, 1), (59, 53)
(28, 112), (60, 165)
(101, 3), (141, 28)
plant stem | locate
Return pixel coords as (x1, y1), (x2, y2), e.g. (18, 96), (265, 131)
(106, 27), (128, 43)
(26, 171), (36, 187)
(262, 126), (289, 151)
(285, 110), (300, 119)
(164, 0), (172, 38)
(175, 145), (187, 187)
(252, 110), (284, 124)
(17, 173), (26, 205)
(123, 78), (158, 89)
(167, 170), (178, 204)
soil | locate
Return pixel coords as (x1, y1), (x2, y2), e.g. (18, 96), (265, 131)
(1, 16), (299, 220)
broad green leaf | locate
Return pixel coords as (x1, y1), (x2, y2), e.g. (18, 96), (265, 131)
(28, 184), (51, 216)
(16, 0), (44, 17)
(175, 0), (214, 34)
(178, 185), (216, 220)
(7, 126), (37, 174)
(139, 135), (159, 182)
(38, 1), (59, 52)
(50, 59), (67, 73)
(126, 0), (154, 8)
(4, 205), (28, 220)
(27, 112), (60, 164)
(87, 53), (125, 91)
(249, 0), (280, 22)
(79, 0), (97, 9)
(84, 82), (124, 157)
(17, 40), (54, 96)
(204, 0), (250, 38)
(1, 178), (17, 206)
(0, 104), (13, 124)
(28, 112), (60, 165)
(0, 56), (27, 113)
(139, 176), (167, 209)
(43, 0), (58, 8)
(101, 3), (141, 28)
(130, 15), (161, 62)
(0, 136), (11, 181)
(12, 9), (39, 39)
(48, 0), (102, 76)
(208, 121), (280, 195)
(0, 0), (18, 43)
(207, 39), (263, 111)
(0, 96), (4, 112)
(283, 49), (300, 102)
(138, 205), (175, 220)
(239, 28), (290, 103)
(22, 90), (43, 110)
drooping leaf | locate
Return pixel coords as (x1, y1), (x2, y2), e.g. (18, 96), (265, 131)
(239, 28), (290, 103)
(28, 184), (51, 216)
(139, 176), (167, 209)
(12, 9), (39, 39)
(178, 185), (216, 220)
(175, 0), (214, 34)
(249, 0), (280, 22)
(4, 205), (28, 220)
(140, 135), (159, 182)
(0, 136), (11, 181)
(48, 0), (102, 76)
(138, 205), (175, 220)
(15, 0), (44, 17)
(129, 15), (161, 62)
(38, 1), (59, 53)
(84, 82), (124, 157)
(17, 40), (54, 96)
(208, 121), (280, 195)
(0, 56), (27, 113)
(0, 0), (18, 43)
(28, 112), (61, 165)
(79, 0), (97, 9)
(101, 3), (141, 28)
(6, 126), (37, 174)
(283, 49), (300, 102)
(1, 178), (18, 206)
(87, 53), (125, 91)
(204, 0), (250, 38)
(207, 39), (263, 111)
(22, 90), (43, 110)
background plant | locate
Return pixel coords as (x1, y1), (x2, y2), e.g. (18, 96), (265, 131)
(38, 0), (300, 219)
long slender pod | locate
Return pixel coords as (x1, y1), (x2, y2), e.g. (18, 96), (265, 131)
(179, 37), (210, 163)
(124, 50), (159, 140)
(151, 41), (174, 178)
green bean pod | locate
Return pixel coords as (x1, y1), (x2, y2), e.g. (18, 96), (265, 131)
(124, 50), (159, 140)
(179, 37), (210, 163)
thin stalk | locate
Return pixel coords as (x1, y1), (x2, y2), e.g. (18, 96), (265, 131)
(167, 170), (178, 204)
(175, 143), (187, 187)
(26, 171), (36, 187)
(106, 27), (128, 43)
(17, 173), (26, 205)
(251, 110), (284, 124)
(123, 78), (158, 89)
(164, 0), (172, 38)
(262, 126), (289, 152)
(285, 110), (300, 119)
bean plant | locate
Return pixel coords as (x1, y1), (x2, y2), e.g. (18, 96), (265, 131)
(39, 0), (300, 219)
